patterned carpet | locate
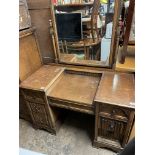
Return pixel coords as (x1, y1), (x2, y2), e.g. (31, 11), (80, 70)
(19, 111), (116, 155)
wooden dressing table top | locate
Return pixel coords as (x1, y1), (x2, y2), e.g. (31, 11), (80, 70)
(20, 65), (64, 91)
(47, 69), (102, 106)
(20, 64), (135, 111)
(95, 72), (135, 109)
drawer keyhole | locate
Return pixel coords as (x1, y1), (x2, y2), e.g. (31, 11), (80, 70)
(111, 110), (116, 116)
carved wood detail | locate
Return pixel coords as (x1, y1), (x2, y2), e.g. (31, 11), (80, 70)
(25, 95), (44, 103)
(21, 88), (55, 133)
(23, 89), (45, 104)
(28, 101), (49, 126)
(99, 104), (130, 119)
(98, 117), (127, 144)
(94, 102), (134, 151)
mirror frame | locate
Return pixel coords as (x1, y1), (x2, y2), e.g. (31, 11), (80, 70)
(49, 0), (122, 68)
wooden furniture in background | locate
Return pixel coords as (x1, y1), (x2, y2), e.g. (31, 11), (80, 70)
(58, 39), (101, 61)
(63, 41), (87, 59)
(115, 45), (135, 73)
(90, 0), (100, 41)
(54, 0), (102, 61)
(19, 28), (42, 81)
(19, 27), (42, 122)
(54, 2), (93, 12)
(119, 0), (135, 64)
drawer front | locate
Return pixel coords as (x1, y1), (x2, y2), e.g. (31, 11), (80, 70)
(99, 104), (130, 121)
(22, 89), (45, 104)
(98, 116), (127, 144)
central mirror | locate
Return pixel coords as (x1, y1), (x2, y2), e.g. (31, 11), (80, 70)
(50, 0), (120, 67)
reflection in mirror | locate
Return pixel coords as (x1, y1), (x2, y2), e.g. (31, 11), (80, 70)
(115, 0), (135, 72)
(129, 10), (135, 43)
(52, 0), (117, 67)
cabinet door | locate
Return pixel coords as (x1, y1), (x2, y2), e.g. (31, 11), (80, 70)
(21, 88), (56, 134)
(98, 116), (127, 145)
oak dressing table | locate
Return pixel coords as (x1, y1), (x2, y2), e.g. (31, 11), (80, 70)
(19, 0), (134, 152)
(20, 64), (134, 152)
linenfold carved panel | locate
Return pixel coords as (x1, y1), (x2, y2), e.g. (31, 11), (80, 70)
(98, 117), (127, 143)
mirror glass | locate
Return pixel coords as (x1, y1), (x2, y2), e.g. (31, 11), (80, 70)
(53, 0), (117, 67)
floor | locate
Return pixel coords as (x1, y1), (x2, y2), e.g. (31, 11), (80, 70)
(19, 111), (116, 155)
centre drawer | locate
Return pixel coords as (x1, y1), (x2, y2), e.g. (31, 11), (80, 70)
(99, 104), (131, 122)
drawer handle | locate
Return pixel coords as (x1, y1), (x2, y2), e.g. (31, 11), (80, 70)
(112, 110), (116, 115)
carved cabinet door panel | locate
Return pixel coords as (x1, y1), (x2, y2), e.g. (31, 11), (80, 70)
(98, 116), (127, 144)
(27, 101), (50, 127)
(21, 88), (55, 133)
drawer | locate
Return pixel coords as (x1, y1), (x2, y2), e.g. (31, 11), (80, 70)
(99, 104), (131, 122)
(98, 116), (127, 144)
(21, 89), (45, 104)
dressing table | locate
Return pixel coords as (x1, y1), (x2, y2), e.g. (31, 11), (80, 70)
(20, 65), (134, 152)
(19, 0), (135, 152)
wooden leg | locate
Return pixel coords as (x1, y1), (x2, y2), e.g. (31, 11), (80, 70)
(86, 47), (90, 60)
